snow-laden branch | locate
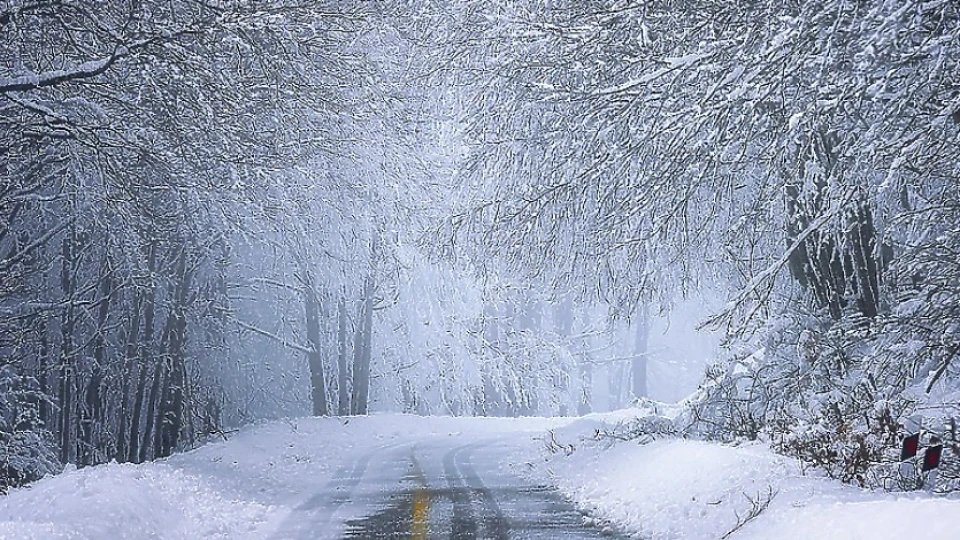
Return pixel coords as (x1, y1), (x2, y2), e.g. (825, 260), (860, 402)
(234, 318), (314, 355)
(0, 55), (121, 94)
(701, 189), (855, 331)
(0, 20), (210, 94)
(0, 3), (368, 96)
(0, 215), (75, 272)
(592, 51), (715, 97)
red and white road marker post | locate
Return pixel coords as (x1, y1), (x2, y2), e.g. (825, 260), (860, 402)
(900, 415), (945, 491)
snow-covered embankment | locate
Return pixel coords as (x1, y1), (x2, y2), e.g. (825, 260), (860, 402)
(522, 409), (960, 539)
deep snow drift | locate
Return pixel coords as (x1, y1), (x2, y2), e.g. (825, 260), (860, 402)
(0, 412), (956, 539)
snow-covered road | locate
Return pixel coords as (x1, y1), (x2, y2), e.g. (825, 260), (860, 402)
(272, 436), (619, 539)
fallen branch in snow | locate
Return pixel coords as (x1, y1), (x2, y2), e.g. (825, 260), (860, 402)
(199, 427), (239, 443)
(721, 486), (778, 539)
(540, 429), (576, 456)
(596, 416), (679, 446)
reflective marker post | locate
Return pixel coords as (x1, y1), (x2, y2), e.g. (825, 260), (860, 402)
(900, 433), (920, 461)
(923, 441), (942, 491)
(922, 444), (943, 472)
(899, 415), (924, 485)
(898, 415), (945, 491)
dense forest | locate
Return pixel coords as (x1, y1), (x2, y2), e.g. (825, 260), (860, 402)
(1, 0), (959, 493)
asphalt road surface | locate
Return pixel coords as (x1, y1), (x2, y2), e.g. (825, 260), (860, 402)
(270, 437), (624, 539)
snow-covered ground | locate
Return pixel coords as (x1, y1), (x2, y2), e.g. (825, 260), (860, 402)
(527, 409), (960, 539)
(0, 412), (957, 539)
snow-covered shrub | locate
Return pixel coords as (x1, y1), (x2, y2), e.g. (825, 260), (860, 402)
(0, 365), (60, 493)
(679, 351), (774, 442)
(934, 419), (960, 493)
(679, 306), (960, 490)
(773, 398), (904, 486)
(677, 313), (817, 443)
(0, 428), (60, 493)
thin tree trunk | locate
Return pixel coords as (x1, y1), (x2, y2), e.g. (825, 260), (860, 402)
(351, 278), (373, 415)
(38, 318), (50, 428)
(140, 355), (163, 463)
(337, 295), (349, 416)
(128, 241), (157, 463)
(577, 363), (593, 416)
(159, 357), (185, 457)
(360, 279), (373, 412)
(554, 296), (573, 416)
(848, 198), (880, 319)
(159, 249), (191, 457)
(143, 295), (174, 463)
(304, 284), (328, 416)
(59, 236), (76, 464)
(152, 312), (175, 460)
(631, 303), (649, 400)
(116, 288), (143, 463)
(577, 308), (592, 416)
(519, 300), (541, 416)
(128, 363), (148, 462)
(80, 267), (113, 466)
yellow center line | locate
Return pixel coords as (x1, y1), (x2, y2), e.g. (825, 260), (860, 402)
(411, 487), (429, 540)
(409, 447), (430, 540)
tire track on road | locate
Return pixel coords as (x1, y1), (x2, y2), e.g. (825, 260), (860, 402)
(443, 444), (479, 539)
(270, 442), (404, 540)
(457, 442), (510, 540)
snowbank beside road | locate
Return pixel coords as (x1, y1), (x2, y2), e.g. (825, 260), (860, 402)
(0, 461), (270, 540)
(526, 409), (960, 539)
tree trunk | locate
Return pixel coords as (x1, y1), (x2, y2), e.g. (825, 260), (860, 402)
(116, 287), (143, 463)
(631, 303), (649, 400)
(577, 363), (593, 416)
(784, 131), (882, 321)
(38, 318), (50, 428)
(304, 284), (328, 416)
(518, 300), (541, 416)
(80, 267), (113, 466)
(577, 308), (592, 416)
(158, 250), (191, 458)
(140, 355), (163, 463)
(337, 295), (350, 416)
(159, 357), (185, 457)
(554, 296), (573, 416)
(128, 240), (157, 463)
(58, 236), (76, 464)
(351, 277), (373, 415)
(847, 198), (881, 319)
(143, 300), (173, 463)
